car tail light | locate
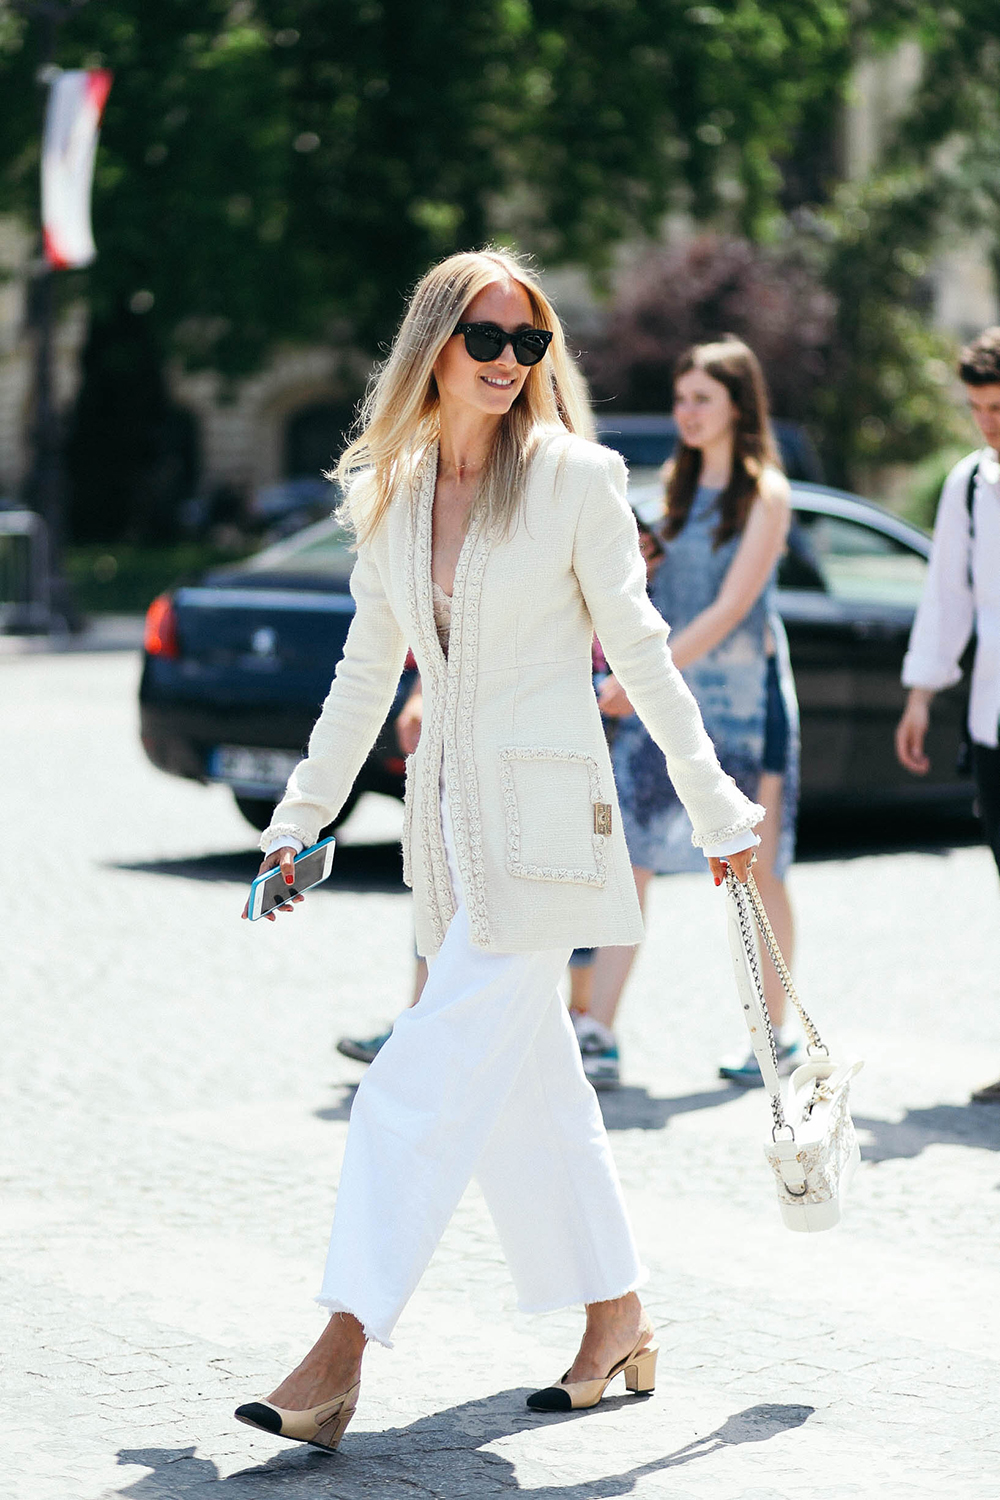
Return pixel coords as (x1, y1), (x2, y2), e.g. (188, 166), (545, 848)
(144, 593), (179, 658)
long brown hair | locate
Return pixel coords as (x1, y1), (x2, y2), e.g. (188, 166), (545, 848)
(664, 336), (780, 549)
(336, 248), (594, 542)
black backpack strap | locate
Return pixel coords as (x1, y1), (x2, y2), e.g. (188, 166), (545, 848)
(965, 458), (979, 588)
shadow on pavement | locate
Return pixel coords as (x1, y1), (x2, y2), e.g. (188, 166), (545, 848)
(597, 1083), (744, 1131)
(312, 1082), (746, 1131)
(109, 840), (408, 894)
(315, 1083), (358, 1123)
(857, 1102), (1000, 1163)
(115, 1399), (813, 1497)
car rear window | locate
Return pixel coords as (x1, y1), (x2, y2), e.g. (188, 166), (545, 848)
(787, 511), (927, 607)
(237, 521), (356, 585)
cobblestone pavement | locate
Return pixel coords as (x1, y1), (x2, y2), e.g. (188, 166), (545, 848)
(5, 650), (1000, 1500)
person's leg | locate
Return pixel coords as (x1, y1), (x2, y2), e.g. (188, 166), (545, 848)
(326, 904), (570, 1311)
(971, 742), (1000, 878)
(475, 985), (652, 1381)
(585, 866), (654, 1031)
(269, 910), (570, 1406)
(568, 949), (594, 1015)
(718, 769), (798, 1085)
(268, 1312), (367, 1409)
(335, 957), (428, 1065)
(753, 770), (794, 1030)
(475, 986), (643, 1311)
(968, 744), (1000, 1103)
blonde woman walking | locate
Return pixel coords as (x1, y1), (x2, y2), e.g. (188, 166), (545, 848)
(234, 250), (762, 1453)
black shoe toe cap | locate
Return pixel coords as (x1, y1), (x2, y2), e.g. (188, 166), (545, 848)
(526, 1387), (572, 1411)
(235, 1402), (282, 1434)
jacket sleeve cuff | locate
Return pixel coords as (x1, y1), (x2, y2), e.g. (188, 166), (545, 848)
(701, 829), (761, 859)
(260, 825), (309, 856)
(690, 804), (766, 853)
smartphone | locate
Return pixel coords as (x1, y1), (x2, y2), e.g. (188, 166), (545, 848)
(247, 836), (336, 921)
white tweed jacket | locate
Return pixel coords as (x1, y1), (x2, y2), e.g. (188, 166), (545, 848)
(262, 428), (764, 955)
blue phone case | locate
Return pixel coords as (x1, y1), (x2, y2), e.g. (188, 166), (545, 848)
(247, 836), (336, 920)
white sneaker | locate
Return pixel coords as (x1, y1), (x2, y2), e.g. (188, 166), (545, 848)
(572, 1013), (620, 1089)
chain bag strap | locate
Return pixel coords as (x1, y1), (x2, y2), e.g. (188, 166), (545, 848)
(724, 869), (863, 1233)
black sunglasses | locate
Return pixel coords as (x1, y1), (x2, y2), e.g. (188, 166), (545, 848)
(454, 321), (553, 367)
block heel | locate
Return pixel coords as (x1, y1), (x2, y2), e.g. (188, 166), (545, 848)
(624, 1341), (658, 1394)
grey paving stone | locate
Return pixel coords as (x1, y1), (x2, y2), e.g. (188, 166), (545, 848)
(4, 652), (1000, 1500)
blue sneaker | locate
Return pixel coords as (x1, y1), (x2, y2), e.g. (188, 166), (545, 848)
(336, 1028), (392, 1064)
(718, 1039), (801, 1088)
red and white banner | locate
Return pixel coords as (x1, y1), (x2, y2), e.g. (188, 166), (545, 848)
(41, 69), (112, 270)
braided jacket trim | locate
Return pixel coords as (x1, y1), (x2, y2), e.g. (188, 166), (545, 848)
(407, 448), (452, 949)
(258, 821), (312, 854)
(689, 803), (766, 850)
(443, 514), (495, 946)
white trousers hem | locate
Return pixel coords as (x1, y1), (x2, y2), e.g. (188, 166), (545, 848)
(515, 1265), (650, 1317)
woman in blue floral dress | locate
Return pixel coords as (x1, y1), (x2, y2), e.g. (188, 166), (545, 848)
(574, 338), (799, 1088)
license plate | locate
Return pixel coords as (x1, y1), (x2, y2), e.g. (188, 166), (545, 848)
(208, 745), (301, 793)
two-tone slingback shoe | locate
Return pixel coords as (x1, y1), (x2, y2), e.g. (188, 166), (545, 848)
(234, 1381), (360, 1453)
(526, 1333), (658, 1411)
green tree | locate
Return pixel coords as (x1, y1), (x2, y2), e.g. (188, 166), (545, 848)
(0, 0), (858, 372)
(807, 3), (1000, 486)
(0, 1), (864, 537)
(584, 235), (835, 423)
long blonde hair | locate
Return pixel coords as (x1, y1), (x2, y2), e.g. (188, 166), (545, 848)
(335, 248), (594, 541)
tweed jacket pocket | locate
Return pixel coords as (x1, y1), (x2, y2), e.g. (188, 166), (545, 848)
(500, 747), (609, 886)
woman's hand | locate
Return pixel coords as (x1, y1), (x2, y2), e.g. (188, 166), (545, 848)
(709, 848), (756, 886)
(396, 685), (424, 755)
(597, 673), (635, 719)
(241, 845), (305, 921)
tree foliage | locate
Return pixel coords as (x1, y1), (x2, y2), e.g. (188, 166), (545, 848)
(584, 236), (835, 423)
(0, 0), (855, 372)
(801, 3), (1000, 485)
(2, 0), (998, 521)
(807, 174), (965, 487)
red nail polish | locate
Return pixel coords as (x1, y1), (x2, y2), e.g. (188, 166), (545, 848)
(714, 876), (721, 886)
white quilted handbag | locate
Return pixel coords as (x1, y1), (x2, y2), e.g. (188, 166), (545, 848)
(725, 870), (863, 1233)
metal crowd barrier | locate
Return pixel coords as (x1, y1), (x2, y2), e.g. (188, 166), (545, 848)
(0, 509), (53, 633)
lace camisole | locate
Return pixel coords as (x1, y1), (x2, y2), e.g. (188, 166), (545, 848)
(432, 580), (453, 657)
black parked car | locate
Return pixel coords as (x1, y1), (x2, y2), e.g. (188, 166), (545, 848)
(139, 479), (971, 835)
(139, 520), (414, 835)
(631, 478), (971, 813)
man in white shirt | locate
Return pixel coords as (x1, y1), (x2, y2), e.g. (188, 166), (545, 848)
(896, 326), (1000, 1103)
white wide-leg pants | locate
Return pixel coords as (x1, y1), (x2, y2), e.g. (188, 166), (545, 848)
(316, 785), (645, 1347)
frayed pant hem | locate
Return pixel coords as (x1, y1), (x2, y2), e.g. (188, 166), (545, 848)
(313, 1296), (394, 1349)
(515, 1265), (649, 1316)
